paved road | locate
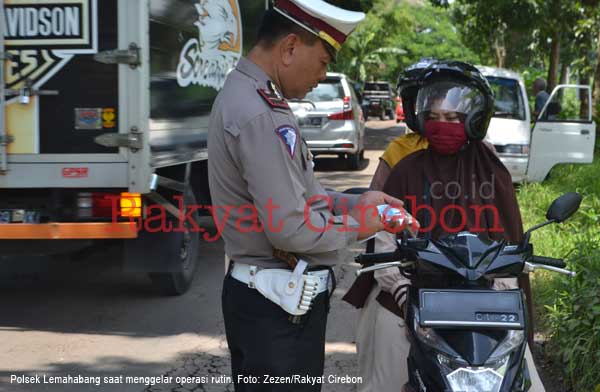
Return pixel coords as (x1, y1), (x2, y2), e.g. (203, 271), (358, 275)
(0, 121), (403, 392)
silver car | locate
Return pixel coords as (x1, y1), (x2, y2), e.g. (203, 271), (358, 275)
(289, 72), (366, 169)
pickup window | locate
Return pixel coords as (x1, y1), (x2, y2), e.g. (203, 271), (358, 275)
(486, 76), (526, 121)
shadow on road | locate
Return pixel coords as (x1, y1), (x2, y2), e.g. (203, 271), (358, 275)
(364, 122), (405, 150)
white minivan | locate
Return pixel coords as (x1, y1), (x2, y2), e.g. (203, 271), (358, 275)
(478, 66), (596, 182)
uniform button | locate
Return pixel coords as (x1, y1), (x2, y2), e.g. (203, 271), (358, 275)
(288, 282), (295, 289)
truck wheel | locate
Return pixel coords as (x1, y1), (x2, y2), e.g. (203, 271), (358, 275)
(346, 151), (361, 170)
(379, 108), (386, 121)
(148, 190), (199, 295)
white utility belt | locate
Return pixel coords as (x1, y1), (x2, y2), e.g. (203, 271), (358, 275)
(231, 261), (329, 316)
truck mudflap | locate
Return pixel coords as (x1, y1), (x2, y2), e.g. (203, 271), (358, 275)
(0, 222), (138, 239)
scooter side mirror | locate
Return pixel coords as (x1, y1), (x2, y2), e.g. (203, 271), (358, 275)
(546, 192), (582, 223)
(522, 192), (583, 248)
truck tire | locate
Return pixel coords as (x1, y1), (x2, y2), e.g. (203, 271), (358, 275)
(124, 189), (200, 296)
(379, 108), (386, 121)
(148, 189), (199, 295)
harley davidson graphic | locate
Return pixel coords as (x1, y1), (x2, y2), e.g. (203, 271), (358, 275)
(3, 0), (98, 92)
(176, 0), (243, 90)
(2, 0), (98, 154)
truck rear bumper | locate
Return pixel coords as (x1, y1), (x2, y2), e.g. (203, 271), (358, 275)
(0, 222), (138, 239)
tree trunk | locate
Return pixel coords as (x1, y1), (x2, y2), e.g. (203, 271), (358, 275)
(494, 38), (506, 68)
(559, 62), (568, 85)
(580, 74), (590, 121)
(593, 30), (600, 120)
(547, 34), (560, 93)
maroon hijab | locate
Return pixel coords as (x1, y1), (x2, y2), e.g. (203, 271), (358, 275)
(383, 141), (523, 243)
(343, 142), (524, 309)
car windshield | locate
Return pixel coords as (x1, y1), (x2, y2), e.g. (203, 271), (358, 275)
(485, 76), (526, 120)
(364, 82), (390, 91)
(305, 78), (345, 102)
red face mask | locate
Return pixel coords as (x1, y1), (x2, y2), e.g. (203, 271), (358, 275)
(424, 120), (467, 155)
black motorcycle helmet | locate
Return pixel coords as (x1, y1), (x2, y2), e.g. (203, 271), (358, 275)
(397, 60), (494, 140)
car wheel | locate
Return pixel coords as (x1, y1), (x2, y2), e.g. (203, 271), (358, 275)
(346, 151), (361, 170)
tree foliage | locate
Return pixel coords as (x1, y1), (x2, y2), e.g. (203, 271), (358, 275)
(431, 0), (600, 124)
(332, 1), (478, 83)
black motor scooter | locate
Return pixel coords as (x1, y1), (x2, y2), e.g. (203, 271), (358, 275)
(356, 192), (582, 392)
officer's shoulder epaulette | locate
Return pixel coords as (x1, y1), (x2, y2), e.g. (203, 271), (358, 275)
(257, 88), (290, 110)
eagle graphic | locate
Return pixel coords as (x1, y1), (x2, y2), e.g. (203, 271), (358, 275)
(194, 0), (240, 53)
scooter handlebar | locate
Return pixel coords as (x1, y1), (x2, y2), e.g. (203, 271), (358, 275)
(355, 251), (401, 265)
(532, 255), (566, 269)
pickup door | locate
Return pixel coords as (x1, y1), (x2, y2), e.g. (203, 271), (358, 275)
(527, 84), (596, 182)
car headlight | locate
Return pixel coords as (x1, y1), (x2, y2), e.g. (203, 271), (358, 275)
(498, 144), (529, 154)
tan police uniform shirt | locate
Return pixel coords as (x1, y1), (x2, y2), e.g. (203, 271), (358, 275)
(208, 57), (360, 268)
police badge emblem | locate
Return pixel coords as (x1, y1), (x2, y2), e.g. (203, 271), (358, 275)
(275, 125), (297, 158)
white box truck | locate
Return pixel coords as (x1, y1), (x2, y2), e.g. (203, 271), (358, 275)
(1, 0), (267, 294)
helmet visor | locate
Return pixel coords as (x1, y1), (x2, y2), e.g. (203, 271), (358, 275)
(417, 81), (485, 123)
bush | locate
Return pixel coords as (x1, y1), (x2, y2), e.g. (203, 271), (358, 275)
(545, 248), (600, 391)
(518, 152), (600, 391)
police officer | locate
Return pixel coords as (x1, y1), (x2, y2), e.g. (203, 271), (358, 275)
(208, 1), (409, 391)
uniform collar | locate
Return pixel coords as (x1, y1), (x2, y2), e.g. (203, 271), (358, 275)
(237, 57), (287, 101)
(236, 57), (271, 86)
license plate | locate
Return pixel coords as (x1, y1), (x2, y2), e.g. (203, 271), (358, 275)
(419, 289), (524, 329)
(298, 117), (323, 127)
(0, 210), (41, 223)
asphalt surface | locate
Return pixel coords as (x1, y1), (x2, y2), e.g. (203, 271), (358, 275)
(0, 120), (403, 392)
(0, 119), (560, 392)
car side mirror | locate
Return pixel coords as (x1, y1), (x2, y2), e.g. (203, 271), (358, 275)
(546, 192), (582, 223)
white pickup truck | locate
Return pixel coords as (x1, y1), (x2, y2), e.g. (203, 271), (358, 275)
(479, 66), (596, 183)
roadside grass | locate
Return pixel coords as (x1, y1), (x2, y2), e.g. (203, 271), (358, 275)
(517, 150), (600, 390)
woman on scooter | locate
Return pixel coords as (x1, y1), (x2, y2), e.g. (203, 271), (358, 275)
(344, 60), (545, 392)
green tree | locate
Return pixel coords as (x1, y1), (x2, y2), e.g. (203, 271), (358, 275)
(333, 2), (478, 83)
(333, 2), (412, 81)
(439, 0), (537, 69)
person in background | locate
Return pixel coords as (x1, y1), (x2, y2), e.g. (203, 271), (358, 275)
(532, 77), (550, 119)
(345, 60), (545, 392)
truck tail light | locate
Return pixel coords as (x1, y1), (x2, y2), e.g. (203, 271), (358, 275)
(328, 109), (354, 120)
(76, 192), (142, 218)
(120, 193), (142, 217)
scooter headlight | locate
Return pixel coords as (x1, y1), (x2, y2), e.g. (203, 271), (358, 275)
(413, 313), (456, 354)
(443, 329), (521, 392)
(446, 365), (505, 392)
(416, 311), (523, 392)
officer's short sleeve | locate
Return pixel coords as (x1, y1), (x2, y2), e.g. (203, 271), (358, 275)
(234, 112), (358, 254)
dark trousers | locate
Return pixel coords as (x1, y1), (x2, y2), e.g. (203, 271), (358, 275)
(222, 275), (329, 392)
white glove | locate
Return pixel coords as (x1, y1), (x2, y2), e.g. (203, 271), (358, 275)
(254, 260), (320, 316)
